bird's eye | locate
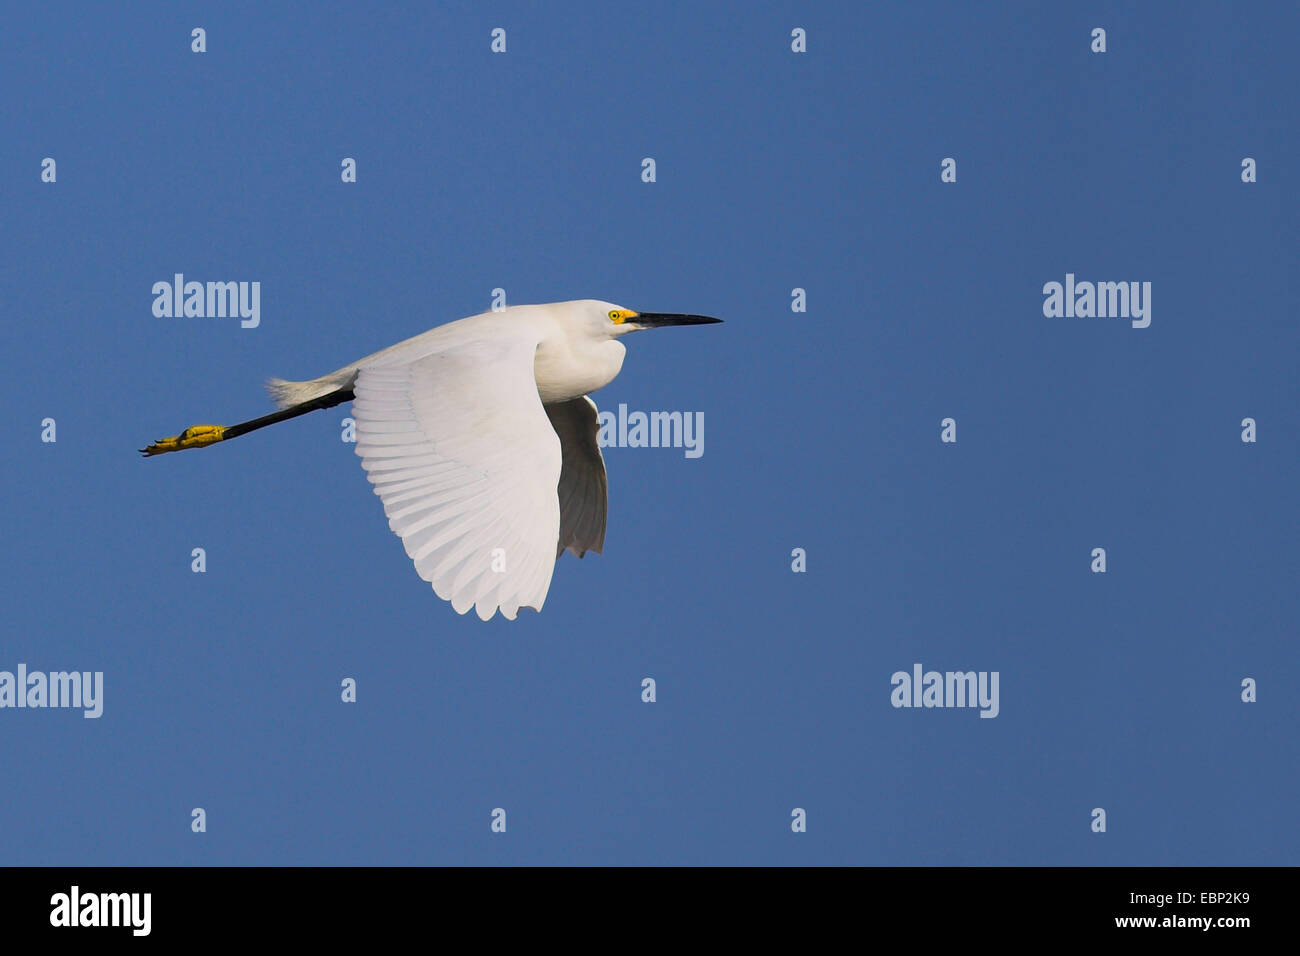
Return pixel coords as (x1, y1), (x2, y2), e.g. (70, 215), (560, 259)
(608, 310), (622, 322)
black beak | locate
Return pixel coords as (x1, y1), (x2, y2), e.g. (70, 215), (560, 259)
(634, 312), (724, 328)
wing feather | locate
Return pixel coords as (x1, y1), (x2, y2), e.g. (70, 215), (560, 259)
(544, 396), (609, 559)
(352, 338), (562, 621)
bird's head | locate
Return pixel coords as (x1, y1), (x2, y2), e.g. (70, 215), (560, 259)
(578, 299), (724, 338)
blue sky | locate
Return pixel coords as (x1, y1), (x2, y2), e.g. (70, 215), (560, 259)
(1, 1), (1295, 865)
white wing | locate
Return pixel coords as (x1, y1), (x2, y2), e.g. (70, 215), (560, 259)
(352, 337), (562, 621)
(545, 396), (608, 558)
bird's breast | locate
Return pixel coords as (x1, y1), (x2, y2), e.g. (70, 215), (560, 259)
(533, 338), (625, 404)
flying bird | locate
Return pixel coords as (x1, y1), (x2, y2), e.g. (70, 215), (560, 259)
(142, 300), (722, 620)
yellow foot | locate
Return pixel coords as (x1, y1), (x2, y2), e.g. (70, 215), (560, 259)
(140, 425), (227, 456)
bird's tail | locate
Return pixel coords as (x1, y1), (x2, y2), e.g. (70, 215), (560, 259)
(266, 374), (351, 410)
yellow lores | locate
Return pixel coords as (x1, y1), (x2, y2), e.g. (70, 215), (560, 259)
(607, 309), (638, 324)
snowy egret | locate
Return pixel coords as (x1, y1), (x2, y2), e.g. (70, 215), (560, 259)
(142, 300), (722, 620)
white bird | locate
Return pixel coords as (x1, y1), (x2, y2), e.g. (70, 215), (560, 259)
(143, 300), (722, 620)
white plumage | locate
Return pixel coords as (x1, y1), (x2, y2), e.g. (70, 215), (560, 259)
(256, 300), (720, 620)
